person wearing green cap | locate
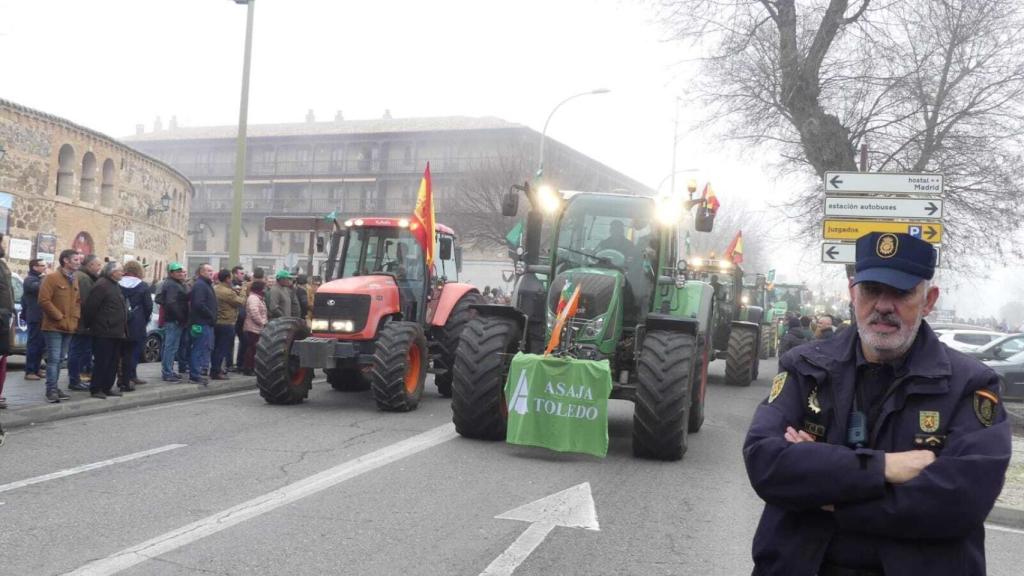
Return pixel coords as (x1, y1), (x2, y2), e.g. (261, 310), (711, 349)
(267, 269), (301, 320)
(155, 262), (190, 382)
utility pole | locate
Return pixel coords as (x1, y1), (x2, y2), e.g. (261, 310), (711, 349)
(670, 96), (680, 197)
(228, 0), (255, 267)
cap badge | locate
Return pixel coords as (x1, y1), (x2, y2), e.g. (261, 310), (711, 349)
(876, 233), (898, 258)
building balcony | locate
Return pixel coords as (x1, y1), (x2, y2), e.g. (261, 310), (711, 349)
(176, 156), (507, 181)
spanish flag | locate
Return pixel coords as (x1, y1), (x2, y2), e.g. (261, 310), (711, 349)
(725, 230), (744, 264)
(701, 182), (721, 213)
(410, 163), (436, 268)
(546, 284), (582, 355)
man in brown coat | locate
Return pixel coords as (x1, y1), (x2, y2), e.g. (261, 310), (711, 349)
(38, 249), (81, 403)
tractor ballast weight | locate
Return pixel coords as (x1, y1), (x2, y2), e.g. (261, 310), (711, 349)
(452, 186), (718, 461)
(255, 217), (482, 410)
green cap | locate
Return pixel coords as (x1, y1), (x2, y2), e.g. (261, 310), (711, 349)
(167, 262), (184, 272)
(275, 269), (293, 280)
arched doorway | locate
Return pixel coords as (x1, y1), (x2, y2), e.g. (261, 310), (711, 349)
(57, 144), (75, 197)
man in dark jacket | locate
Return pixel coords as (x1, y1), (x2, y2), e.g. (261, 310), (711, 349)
(82, 262), (127, 399)
(778, 316), (813, 359)
(68, 254), (101, 390)
(744, 232), (1010, 576)
(156, 262), (189, 382)
(21, 259), (46, 380)
(295, 274), (310, 320)
(188, 264), (217, 384)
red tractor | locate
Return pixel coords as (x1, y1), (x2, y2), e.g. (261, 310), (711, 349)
(255, 217), (481, 411)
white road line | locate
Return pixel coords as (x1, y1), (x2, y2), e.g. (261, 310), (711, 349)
(0, 444), (187, 495)
(986, 522), (1024, 535)
(65, 423), (459, 576)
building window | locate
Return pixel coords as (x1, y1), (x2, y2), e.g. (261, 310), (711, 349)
(57, 144), (75, 197)
(403, 145), (413, 166)
(258, 228), (273, 253)
(80, 152), (96, 202)
(192, 231), (208, 252)
(101, 159), (115, 206)
(331, 147), (346, 171)
(289, 233), (306, 253)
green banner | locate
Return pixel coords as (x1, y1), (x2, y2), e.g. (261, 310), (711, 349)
(504, 352), (613, 458)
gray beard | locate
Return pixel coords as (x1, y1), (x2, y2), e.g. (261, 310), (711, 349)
(857, 311), (924, 363)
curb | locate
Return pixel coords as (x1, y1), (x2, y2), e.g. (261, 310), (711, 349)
(0, 378), (258, 430)
(988, 505), (1024, 530)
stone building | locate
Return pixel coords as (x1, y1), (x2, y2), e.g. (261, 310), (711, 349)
(0, 98), (192, 279)
(124, 112), (651, 275)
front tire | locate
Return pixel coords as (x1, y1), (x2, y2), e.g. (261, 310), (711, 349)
(433, 292), (482, 397)
(370, 322), (427, 412)
(256, 318), (313, 405)
(687, 335), (709, 434)
(725, 325), (758, 387)
(633, 330), (693, 461)
(452, 315), (519, 440)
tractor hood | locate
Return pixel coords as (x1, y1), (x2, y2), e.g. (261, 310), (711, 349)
(547, 268), (622, 344)
(319, 275), (397, 296)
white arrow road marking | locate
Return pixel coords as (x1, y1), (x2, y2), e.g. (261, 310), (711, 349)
(480, 482), (600, 576)
(0, 444), (187, 495)
(65, 423), (457, 576)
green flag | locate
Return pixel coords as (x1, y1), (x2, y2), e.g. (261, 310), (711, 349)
(504, 352), (613, 458)
(505, 219), (524, 248)
(324, 209), (338, 222)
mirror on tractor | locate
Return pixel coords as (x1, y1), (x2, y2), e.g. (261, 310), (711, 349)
(454, 245), (463, 273)
(502, 188), (519, 217)
(695, 205), (716, 232)
(316, 235), (325, 252)
(439, 237), (453, 261)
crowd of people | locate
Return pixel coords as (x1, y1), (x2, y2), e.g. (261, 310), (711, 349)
(0, 246), (317, 410)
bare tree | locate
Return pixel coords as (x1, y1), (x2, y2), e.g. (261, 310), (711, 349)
(441, 149), (531, 252)
(659, 0), (1024, 263)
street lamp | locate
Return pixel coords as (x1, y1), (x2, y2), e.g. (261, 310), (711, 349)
(228, 0), (256, 267)
(536, 88), (610, 179)
(657, 169), (700, 196)
(148, 191), (172, 217)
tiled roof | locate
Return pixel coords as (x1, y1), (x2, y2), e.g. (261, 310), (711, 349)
(122, 116), (526, 142)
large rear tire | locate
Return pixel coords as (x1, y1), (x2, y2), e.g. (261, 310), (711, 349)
(633, 330), (693, 461)
(687, 335), (709, 434)
(255, 318), (313, 405)
(725, 325), (758, 387)
(325, 366), (369, 392)
(452, 315), (518, 440)
(759, 324), (772, 360)
(433, 292), (482, 398)
(370, 321), (427, 412)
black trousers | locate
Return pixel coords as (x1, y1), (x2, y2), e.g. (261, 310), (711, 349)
(91, 337), (121, 394)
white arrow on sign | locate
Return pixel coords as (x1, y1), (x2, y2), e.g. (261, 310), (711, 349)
(824, 196), (943, 220)
(822, 242), (942, 265)
(825, 172), (943, 195)
(480, 482), (600, 576)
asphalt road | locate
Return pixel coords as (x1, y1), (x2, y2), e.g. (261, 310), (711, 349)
(2, 363), (1022, 575)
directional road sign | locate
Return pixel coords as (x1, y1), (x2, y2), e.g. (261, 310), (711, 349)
(824, 172), (943, 195)
(822, 241), (942, 265)
(824, 196), (943, 220)
(822, 219), (943, 244)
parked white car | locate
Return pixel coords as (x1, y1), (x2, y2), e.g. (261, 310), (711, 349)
(937, 329), (1005, 353)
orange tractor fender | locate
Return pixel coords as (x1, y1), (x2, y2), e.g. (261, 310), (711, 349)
(429, 283), (479, 327)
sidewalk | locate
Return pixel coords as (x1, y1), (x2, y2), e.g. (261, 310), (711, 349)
(0, 356), (257, 429)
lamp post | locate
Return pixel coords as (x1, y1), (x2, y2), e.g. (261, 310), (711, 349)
(536, 88), (610, 179)
(228, 0), (256, 267)
(148, 191), (172, 217)
(657, 168), (700, 196)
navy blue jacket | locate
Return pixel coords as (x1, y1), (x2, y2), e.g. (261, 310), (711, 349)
(744, 321), (1011, 576)
(21, 269), (43, 323)
(119, 277), (153, 341)
(188, 276), (217, 327)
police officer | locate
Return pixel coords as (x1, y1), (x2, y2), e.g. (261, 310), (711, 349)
(744, 232), (1011, 576)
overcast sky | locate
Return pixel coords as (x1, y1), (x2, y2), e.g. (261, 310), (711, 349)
(0, 0), (1017, 321)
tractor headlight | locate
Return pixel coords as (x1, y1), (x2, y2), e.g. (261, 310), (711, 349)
(579, 315), (605, 340)
(654, 194), (684, 225)
(537, 185), (562, 214)
(741, 295), (750, 305)
(311, 319), (330, 331)
(331, 320), (355, 332)
(689, 257), (703, 268)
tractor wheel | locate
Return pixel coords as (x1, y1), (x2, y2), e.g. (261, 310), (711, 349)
(433, 292), (483, 398)
(759, 324), (772, 360)
(255, 318), (313, 405)
(325, 367), (369, 392)
(633, 330), (693, 461)
(452, 315), (519, 440)
(370, 321), (427, 412)
(687, 336), (709, 434)
(725, 325), (758, 387)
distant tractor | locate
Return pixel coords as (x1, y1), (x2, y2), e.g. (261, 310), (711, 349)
(451, 184), (719, 460)
(768, 282), (814, 344)
(742, 274), (777, 359)
(255, 217), (481, 411)
(686, 257), (764, 386)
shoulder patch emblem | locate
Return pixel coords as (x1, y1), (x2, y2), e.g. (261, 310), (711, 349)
(919, 410), (940, 433)
(769, 372), (787, 404)
(973, 390), (999, 427)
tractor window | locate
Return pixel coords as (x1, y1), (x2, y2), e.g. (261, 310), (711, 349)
(339, 226), (424, 280)
(554, 195), (656, 274)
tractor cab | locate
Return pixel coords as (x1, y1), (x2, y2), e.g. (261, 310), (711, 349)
(687, 257), (744, 352)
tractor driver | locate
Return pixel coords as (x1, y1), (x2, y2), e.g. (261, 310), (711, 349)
(596, 220), (635, 257)
(385, 242), (421, 280)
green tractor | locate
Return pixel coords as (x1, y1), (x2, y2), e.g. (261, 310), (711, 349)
(451, 184), (718, 460)
(685, 258), (765, 387)
(743, 274), (778, 360)
(768, 282), (814, 344)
